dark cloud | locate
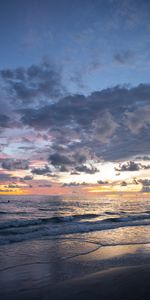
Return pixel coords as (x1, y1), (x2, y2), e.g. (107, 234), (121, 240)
(46, 173), (59, 178)
(59, 165), (69, 172)
(97, 180), (108, 184)
(49, 153), (73, 166)
(132, 178), (139, 185)
(73, 153), (87, 164)
(62, 182), (88, 187)
(120, 181), (128, 186)
(18, 146), (35, 150)
(115, 161), (141, 172)
(0, 83), (150, 183)
(7, 184), (21, 189)
(0, 62), (64, 106)
(21, 175), (33, 181)
(1, 159), (29, 170)
(115, 161), (150, 172)
(48, 149), (98, 173)
(141, 186), (150, 192)
(138, 179), (150, 186)
(139, 178), (150, 192)
(115, 173), (120, 176)
(20, 93), (118, 144)
(101, 128), (150, 161)
(32, 165), (51, 175)
(70, 171), (80, 175)
(75, 165), (99, 174)
(19, 84), (150, 161)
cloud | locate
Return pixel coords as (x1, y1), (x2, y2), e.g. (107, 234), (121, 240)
(115, 161), (150, 172)
(18, 146), (35, 150)
(38, 184), (51, 187)
(49, 153), (73, 166)
(139, 179), (150, 186)
(92, 111), (118, 143)
(62, 182), (88, 187)
(0, 114), (10, 128)
(115, 161), (141, 172)
(0, 62), (64, 106)
(114, 50), (134, 64)
(59, 165), (69, 172)
(97, 180), (108, 184)
(1, 83), (150, 182)
(20, 93), (119, 145)
(132, 178), (139, 185)
(70, 171), (80, 175)
(136, 156), (150, 161)
(0, 189), (12, 193)
(141, 186), (150, 192)
(32, 165), (51, 175)
(7, 184), (21, 189)
(48, 149), (98, 173)
(125, 105), (150, 134)
(0, 173), (17, 182)
(75, 165), (99, 174)
(73, 153), (87, 164)
(19, 84), (150, 162)
(21, 175), (33, 181)
(1, 159), (29, 170)
(120, 181), (128, 186)
(139, 178), (150, 192)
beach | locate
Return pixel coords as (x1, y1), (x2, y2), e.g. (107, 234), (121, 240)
(0, 233), (150, 300)
(0, 195), (150, 299)
(50, 264), (150, 300)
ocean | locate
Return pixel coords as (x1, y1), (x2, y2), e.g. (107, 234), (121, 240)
(0, 194), (150, 246)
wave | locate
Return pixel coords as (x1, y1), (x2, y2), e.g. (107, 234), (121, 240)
(0, 213), (100, 230)
(1, 212), (150, 229)
(110, 214), (150, 222)
(0, 211), (29, 216)
(0, 212), (150, 245)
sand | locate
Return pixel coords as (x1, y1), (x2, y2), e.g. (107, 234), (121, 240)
(48, 264), (150, 300)
(4, 264), (149, 300)
(0, 237), (150, 300)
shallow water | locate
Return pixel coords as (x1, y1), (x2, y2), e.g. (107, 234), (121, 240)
(0, 194), (150, 245)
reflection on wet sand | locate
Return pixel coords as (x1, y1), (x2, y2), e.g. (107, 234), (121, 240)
(0, 228), (150, 300)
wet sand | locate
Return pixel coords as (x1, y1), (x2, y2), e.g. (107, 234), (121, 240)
(0, 235), (150, 300)
(49, 264), (150, 300)
(1, 264), (150, 300)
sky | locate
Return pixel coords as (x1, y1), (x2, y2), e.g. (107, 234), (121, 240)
(0, 0), (150, 195)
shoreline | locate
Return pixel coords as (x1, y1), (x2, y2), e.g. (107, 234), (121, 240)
(0, 237), (150, 300)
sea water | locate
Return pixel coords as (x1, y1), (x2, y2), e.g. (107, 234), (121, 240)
(0, 194), (150, 246)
